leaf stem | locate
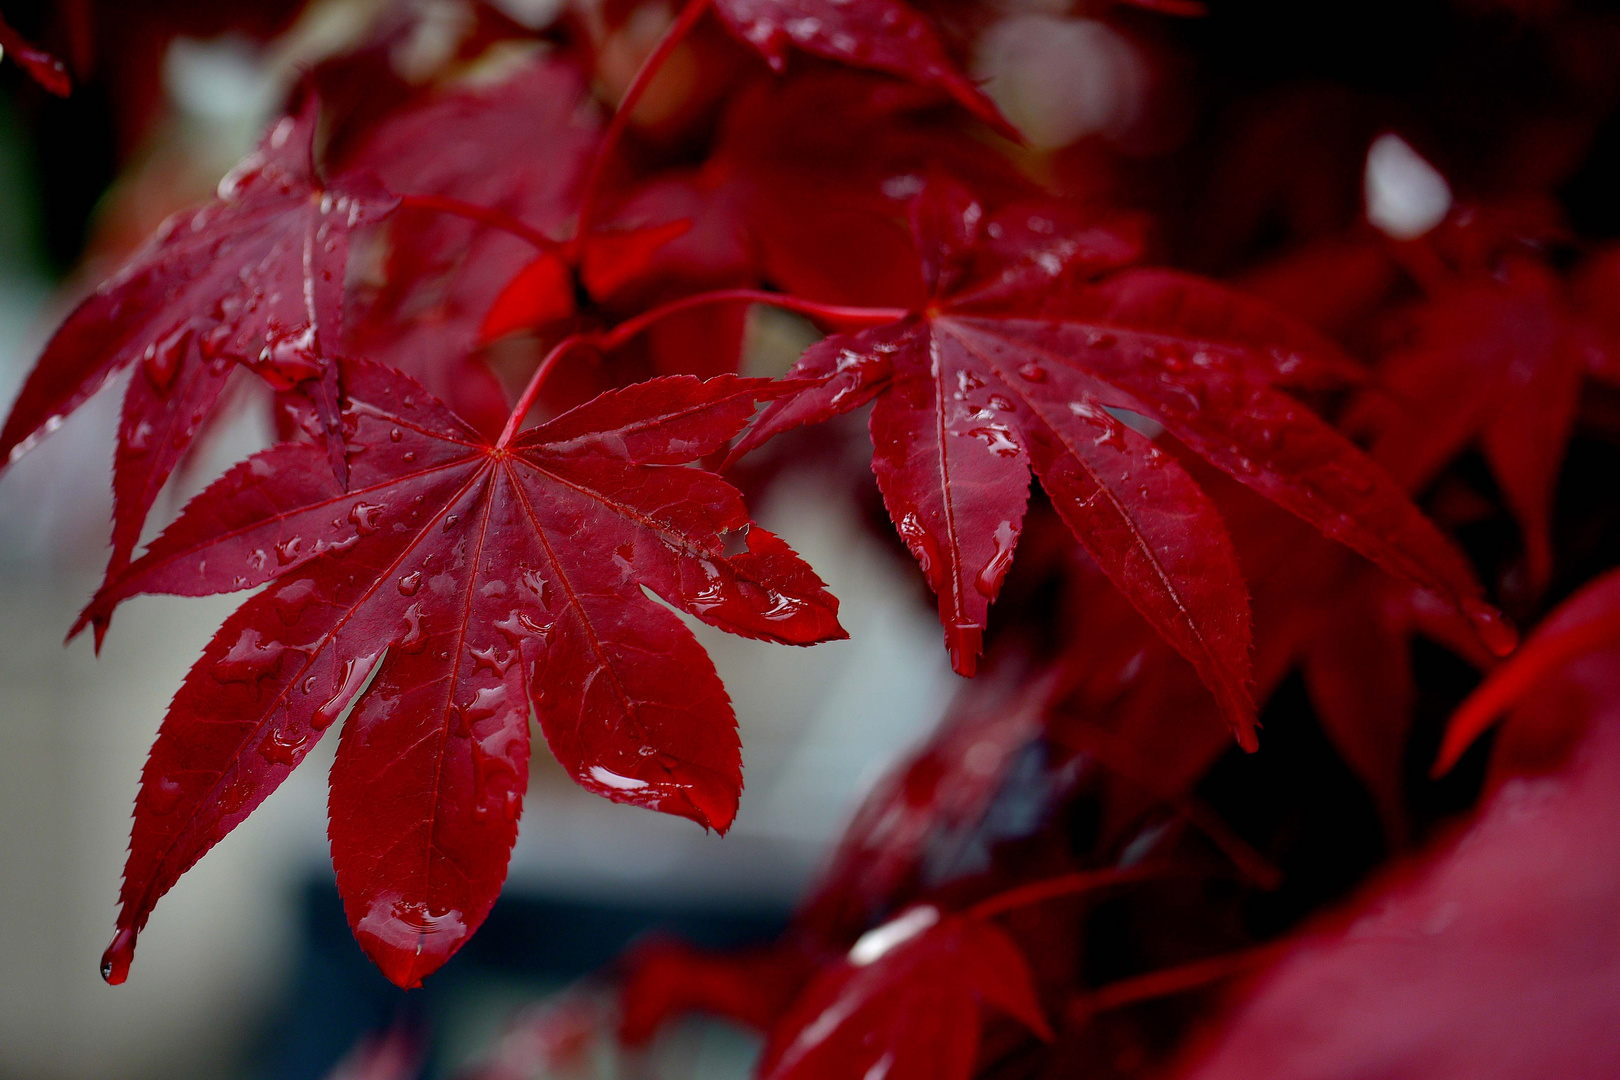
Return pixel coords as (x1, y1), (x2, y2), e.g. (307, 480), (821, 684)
(574, 0), (713, 239)
(396, 194), (563, 252)
(966, 864), (1172, 921)
(496, 290), (905, 445)
(1065, 943), (1285, 1022)
(498, 334), (590, 447)
(598, 289), (907, 350)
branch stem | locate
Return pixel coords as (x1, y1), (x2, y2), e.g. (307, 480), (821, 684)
(396, 194), (563, 252)
(967, 865), (1171, 921)
(575, 0), (712, 238)
(498, 334), (589, 447)
(1066, 943), (1284, 1022)
(599, 289), (907, 350)
(495, 290), (905, 445)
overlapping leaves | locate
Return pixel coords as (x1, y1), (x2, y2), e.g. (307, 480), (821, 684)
(733, 179), (1506, 744)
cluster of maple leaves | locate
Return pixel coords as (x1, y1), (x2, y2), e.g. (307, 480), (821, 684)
(4, 0), (1620, 1076)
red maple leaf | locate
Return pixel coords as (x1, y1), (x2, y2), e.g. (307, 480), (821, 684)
(0, 90), (397, 615)
(707, 0), (1015, 138)
(731, 179), (1506, 746)
(88, 358), (844, 989)
(759, 905), (1051, 1080)
(1347, 246), (1620, 593)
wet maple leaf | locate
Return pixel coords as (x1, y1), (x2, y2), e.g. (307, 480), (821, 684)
(0, 91), (397, 614)
(88, 358), (844, 989)
(708, 0), (1015, 138)
(1347, 251), (1620, 593)
(597, 71), (1034, 315)
(759, 905), (1050, 1080)
(732, 179), (1504, 745)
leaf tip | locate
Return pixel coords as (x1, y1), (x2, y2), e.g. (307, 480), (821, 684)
(1464, 598), (1519, 657)
(100, 926), (136, 985)
(946, 622), (983, 677)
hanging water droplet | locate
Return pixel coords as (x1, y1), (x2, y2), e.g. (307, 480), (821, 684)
(1462, 598), (1518, 657)
(101, 927), (137, 985)
(141, 326), (190, 394)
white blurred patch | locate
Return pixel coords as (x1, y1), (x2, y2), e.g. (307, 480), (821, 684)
(849, 905), (939, 966)
(976, 15), (1148, 149)
(1364, 133), (1452, 240)
(163, 36), (278, 124)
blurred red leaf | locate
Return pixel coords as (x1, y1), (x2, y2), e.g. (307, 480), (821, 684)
(760, 906), (1051, 1080)
(1178, 635), (1620, 1080)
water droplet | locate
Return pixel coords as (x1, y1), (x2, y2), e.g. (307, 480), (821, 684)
(398, 603), (428, 653)
(101, 927), (137, 985)
(389, 427), (402, 442)
(349, 502), (384, 535)
(1085, 330), (1117, 349)
(273, 579), (319, 625)
(945, 621), (982, 676)
(313, 654), (376, 730)
(521, 569), (551, 607)
(974, 521), (1018, 597)
(257, 727), (309, 766)
(257, 327), (322, 390)
(275, 537), (303, 565)
(1018, 362), (1047, 382)
(896, 512), (940, 577)
(397, 571), (422, 596)
(145, 776), (183, 816)
(141, 327), (190, 394)
(126, 421), (154, 454)
(471, 644), (512, 676)
(1463, 599), (1518, 656)
(988, 394), (1014, 412)
(211, 629), (286, 695)
(444, 514), (459, 531)
(966, 425), (1021, 458)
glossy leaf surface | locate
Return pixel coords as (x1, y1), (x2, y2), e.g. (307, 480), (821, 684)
(1, 92), (397, 599)
(92, 359), (843, 988)
(735, 181), (1499, 744)
(709, 0), (1014, 137)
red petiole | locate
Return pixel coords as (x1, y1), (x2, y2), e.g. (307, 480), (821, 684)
(495, 289), (908, 447)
